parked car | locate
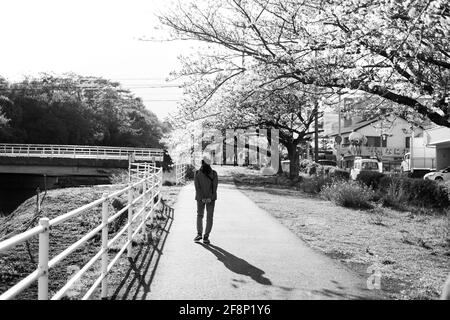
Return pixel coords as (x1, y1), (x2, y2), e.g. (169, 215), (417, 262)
(423, 167), (450, 182)
(350, 157), (382, 180)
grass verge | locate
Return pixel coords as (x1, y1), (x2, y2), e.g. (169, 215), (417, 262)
(227, 167), (450, 300)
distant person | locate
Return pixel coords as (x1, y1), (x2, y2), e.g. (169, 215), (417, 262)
(194, 156), (218, 245)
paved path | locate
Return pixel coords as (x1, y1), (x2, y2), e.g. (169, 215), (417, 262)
(146, 182), (383, 300)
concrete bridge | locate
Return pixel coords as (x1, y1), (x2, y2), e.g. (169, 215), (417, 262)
(0, 144), (164, 176)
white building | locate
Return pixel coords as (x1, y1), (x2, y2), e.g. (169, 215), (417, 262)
(425, 125), (450, 170)
(330, 115), (435, 172)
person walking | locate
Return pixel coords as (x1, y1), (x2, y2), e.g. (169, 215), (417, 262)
(194, 156), (218, 245)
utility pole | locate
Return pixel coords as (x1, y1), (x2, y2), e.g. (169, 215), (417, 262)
(338, 94), (342, 168)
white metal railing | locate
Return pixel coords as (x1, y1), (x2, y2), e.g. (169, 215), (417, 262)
(175, 164), (187, 185)
(129, 162), (157, 182)
(0, 144), (164, 162)
(0, 163), (166, 300)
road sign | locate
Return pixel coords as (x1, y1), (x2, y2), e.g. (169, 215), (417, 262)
(335, 135), (342, 144)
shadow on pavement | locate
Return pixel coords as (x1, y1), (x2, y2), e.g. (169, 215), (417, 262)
(109, 206), (174, 300)
(199, 243), (272, 286)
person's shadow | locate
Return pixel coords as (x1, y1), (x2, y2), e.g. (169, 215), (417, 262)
(199, 243), (272, 286)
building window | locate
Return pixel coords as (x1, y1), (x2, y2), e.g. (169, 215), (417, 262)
(366, 136), (387, 147)
(405, 137), (411, 149)
(343, 137), (350, 146)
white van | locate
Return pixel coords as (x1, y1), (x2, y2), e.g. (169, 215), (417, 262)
(350, 157), (382, 180)
(401, 152), (436, 173)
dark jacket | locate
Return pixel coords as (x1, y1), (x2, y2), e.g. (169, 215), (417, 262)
(194, 169), (218, 201)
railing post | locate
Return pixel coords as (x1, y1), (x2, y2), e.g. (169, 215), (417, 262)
(142, 180), (147, 237)
(127, 185), (133, 258)
(101, 194), (109, 299)
(128, 161), (132, 183)
(182, 164), (185, 184)
(38, 218), (50, 300)
(147, 172), (153, 223)
(159, 168), (162, 194)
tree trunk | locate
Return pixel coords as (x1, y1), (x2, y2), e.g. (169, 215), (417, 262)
(287, 143), (300, 179)
(278, 157), (283, 175)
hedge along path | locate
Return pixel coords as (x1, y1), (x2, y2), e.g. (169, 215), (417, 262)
(355, 171), (450, 210)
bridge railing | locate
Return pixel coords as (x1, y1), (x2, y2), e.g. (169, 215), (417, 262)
(0, 144), (164, 161)
(0, 163), (165, 300)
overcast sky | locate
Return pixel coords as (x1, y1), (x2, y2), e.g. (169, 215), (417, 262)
(0, 0), (192, 120)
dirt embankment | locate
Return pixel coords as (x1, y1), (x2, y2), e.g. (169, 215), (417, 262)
(0, 183), (181, 300)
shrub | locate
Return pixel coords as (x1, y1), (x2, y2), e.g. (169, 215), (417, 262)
(356, 171), (386, 189)
(300, 176), (334, 194)
(317, 165), (329, 176)
(329, 167), (350, 180)
(380, 180), (408, 211)
(299, 159), (321, 175)
(111, 197), (127, 232)
(379, 176), (450, 210)
(299, 159), (315, 172)
(108, 170), (128, 184)
(321, 180), (375, 209)
(381, 195), (406, 211)
(307, 163), (320, 175)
